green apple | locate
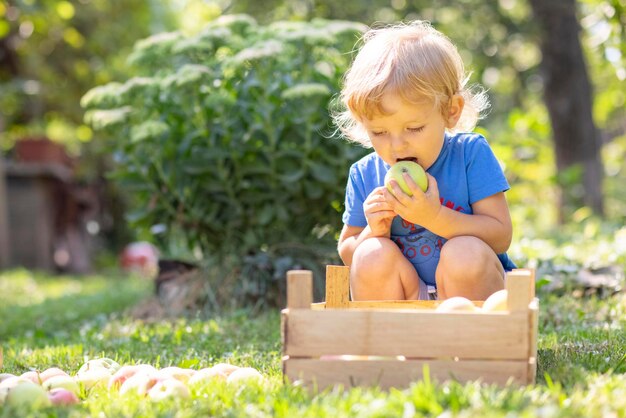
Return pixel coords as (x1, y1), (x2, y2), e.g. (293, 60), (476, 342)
(226, 367), (264, 385)
(384, 161), (428, 196)
(147, 379), (190, 401)
(78, 357), (120, 374)
(75, 369), (113, 390)
(5, 381), (51, 408)
(43, 375), (80, 395)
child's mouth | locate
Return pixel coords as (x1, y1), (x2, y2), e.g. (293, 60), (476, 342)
(396, 157), (418, 163)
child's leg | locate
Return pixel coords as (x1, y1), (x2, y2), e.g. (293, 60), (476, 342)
(435, 236), (505, 300)
(350, 237), (421, 300)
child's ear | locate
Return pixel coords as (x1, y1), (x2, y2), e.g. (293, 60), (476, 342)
(446, 94), (465, 128)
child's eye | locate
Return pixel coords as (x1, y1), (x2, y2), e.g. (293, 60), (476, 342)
(407, 126), (425, 133)
(371, 131), (387, 136)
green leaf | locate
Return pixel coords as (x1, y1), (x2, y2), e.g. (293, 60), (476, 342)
(309, 162), (336, 184)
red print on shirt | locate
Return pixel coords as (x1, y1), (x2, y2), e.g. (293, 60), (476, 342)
(439, 198), (465, 212)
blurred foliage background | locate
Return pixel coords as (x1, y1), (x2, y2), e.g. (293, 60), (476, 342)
(1, 0), (624, 307)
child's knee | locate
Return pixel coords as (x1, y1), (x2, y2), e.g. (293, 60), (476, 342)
(439, 236), (494, 277)
(436, 236), (504, 298)
(351, 238), (401, 282)
(352, 238), (398, 268)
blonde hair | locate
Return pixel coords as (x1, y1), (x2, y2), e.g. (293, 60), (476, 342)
(333, 21), (489, 147)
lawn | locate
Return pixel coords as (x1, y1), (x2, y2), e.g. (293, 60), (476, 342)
(0, 267), (625, 417)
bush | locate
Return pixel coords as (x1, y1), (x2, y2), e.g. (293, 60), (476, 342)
(82, 15), (368, 306)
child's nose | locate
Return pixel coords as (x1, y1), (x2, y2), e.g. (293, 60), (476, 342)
(390, 133), (407, 149)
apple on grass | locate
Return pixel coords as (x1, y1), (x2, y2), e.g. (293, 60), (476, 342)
(384, 161), (428, 196)
(119, 371), (160, 397)
(157, 367), (195, 383)
(0, 376), (33, 404)
(5, 381), (51, 408)
(0, 373), (16, 384)
(226, 367), (264, 385)
(108, 364), (157, 390)
(148, 378), (190, 401)
(48, 388), (80, 406)
(40, 367), (70, 383)
(187, 368), (227, 387)
(78, 357), (121, 375)
(75, 368), (113, 391)
(210, 363), (240, 377)
(20, 370), (41, 384)
(43, 374), (80, 395)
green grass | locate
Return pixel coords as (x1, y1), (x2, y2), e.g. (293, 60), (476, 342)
(1, 268), (625, 417)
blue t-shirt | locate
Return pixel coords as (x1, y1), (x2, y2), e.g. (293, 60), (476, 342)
(342, 132), (516, 286)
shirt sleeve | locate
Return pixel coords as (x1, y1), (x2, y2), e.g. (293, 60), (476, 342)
(465, 135), (510, 205)
(341, 164), (368, 227)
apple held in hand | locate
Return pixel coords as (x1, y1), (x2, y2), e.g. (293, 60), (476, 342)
(384, 161), (428, 197)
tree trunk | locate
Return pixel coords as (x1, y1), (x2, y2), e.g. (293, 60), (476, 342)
(528, 0), (604, 221)
(0, 156), (10, 268)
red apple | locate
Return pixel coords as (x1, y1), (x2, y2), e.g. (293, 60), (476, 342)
(48, 388), (80, 406)
(20, 370), (41, 384)
(108, 364), (156, 390)
(40, 367), (69, 382)
(119, 371), (160, 396)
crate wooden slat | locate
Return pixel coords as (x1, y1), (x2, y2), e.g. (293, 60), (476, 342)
(284, 358), (529, 388)
(283, 309), (528, 359)
(282, 265), (538, 390)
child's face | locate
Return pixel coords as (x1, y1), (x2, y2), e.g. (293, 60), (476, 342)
(362, 92), (462, 170)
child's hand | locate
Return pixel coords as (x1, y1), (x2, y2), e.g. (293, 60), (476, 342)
(384, 173), (442, 228)
(363, 187), (396, 237)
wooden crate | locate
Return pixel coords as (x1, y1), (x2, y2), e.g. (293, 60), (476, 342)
(282, 266), (538, 390)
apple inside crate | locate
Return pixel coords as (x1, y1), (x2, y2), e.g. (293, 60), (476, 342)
(281, 266), (538, 390)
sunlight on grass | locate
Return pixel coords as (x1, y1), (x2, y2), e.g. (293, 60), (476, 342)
(0, 270), (625, 417)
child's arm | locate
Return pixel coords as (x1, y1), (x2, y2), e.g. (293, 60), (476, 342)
(338, 186), (396, 266)
(387, 174), (513, 254)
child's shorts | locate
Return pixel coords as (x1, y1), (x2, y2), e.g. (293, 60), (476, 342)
(418, 279), (438, 301)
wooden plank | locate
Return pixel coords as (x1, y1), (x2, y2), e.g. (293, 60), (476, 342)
(506, 269), (534, 311)
(325, 265), (350, 308)
(287, 270), (313, 309)
(313, 300), (484, 310)
(348, 300), (485, 309)
(284, 358), (529, 389)
(284, 309), (529, 359)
